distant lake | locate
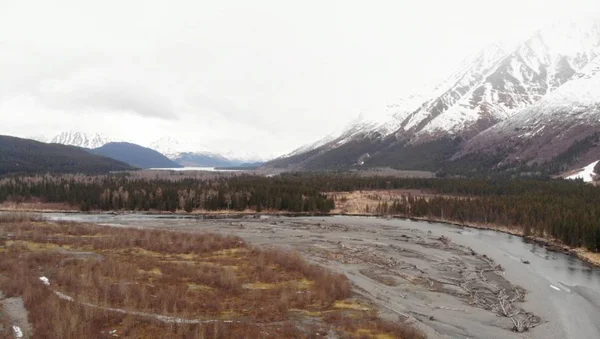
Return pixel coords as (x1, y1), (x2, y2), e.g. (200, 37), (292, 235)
(149, 167), (241, 172)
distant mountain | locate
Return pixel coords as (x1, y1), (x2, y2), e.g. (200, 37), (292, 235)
(149, 136), (197, 159)
(269, 18), (600, 173)
(148, 136), (267, 167)
(91, 142), (183, 169)
(170, 152), (235, 167)
(0, 135), (134, 175)
(47, 131), (115, 149)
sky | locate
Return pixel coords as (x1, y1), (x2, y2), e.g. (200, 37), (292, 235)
(1, 0), (599, 159)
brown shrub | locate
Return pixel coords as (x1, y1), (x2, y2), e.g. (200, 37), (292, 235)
(0, 220), (424, 339)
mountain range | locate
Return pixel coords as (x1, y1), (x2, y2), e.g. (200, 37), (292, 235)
(148, 136), (245, 167)
(0, 135), (134, 175)
(34, 133), (265, 168)
(46, 131), (116, 149)
(269, 18), (600, 176)
(17, 18), (600, 177)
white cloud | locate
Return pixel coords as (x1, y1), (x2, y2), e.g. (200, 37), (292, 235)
(38, 66), (179, 120)
(0, 0), (598, 158)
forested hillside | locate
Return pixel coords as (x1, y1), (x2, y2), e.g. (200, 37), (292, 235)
(0, 135), (135, 175)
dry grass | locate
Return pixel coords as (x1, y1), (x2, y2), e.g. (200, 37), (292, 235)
(570, 248), (600, 267)
(324, 311), (425, 339)
(329, 190), (467, 215)
(0, 220), (424, 338)
(0, 211), (44, 223)
(0, 201), (75, 212)
(329, 190), (435, 215)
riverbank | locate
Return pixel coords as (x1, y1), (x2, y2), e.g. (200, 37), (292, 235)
(328, 190), (600, 268)
(2, 207), (599, 268)
(390, 215), (600, 268)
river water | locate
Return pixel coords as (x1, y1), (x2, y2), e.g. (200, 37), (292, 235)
(41, 213), (600, 338)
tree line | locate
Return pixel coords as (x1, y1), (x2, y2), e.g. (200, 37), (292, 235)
(0, 172), (598, 251)
(0, 174), (335, 213)
(373, 193), (599, 252)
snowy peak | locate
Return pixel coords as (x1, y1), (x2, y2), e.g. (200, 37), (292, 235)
(149, 136), (198, 159)
(340, 17), (600, 141)
(284, 134), (335, 158)
(415, 19), (600, 137)
(148, 136), (227, 161)
(531, 18), (600, 61)
(49, 131), (115, 149)
(272, 18), (600, 171)
(457, 55), (600, 168)
(149, 136), (268, 163)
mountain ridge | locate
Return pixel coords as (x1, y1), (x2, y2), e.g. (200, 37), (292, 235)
(149, 136), (267, 167)
(268, 18), (600, 174)
(46, 131), (116, 149)
(454, 54), (600, 173)
(0, 135), (135, 175)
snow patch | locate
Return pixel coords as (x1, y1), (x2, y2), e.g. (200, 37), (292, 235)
(566, 160), (599, 183)
(12, 326), (23, 338)
(39, 276), (50, 286)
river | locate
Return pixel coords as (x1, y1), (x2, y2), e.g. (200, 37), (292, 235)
(43, 213), (600, 339)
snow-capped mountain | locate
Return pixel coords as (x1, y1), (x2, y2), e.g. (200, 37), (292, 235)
(46, 131), (116, 149)
(149, 136), (267, 167)
(375, 18), (599, 140)
(271, 18), (600, 171)
(148, 136), (228, 161)
(457, 53), (600, 168)
(149, 136), (200, 159)
(414, 18), (600, 138)
(284, 134), (335, 158)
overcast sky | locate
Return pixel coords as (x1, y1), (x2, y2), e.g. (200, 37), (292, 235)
(1, 0), (599, 159)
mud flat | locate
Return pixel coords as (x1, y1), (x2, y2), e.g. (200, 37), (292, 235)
(46, 214), (600, 339)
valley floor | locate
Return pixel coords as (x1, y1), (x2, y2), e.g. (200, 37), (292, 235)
(3, 191), (600, 270)
(44, 214), (600, 339)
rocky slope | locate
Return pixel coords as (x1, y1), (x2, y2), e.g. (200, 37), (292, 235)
(455, 53), (600, 172)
